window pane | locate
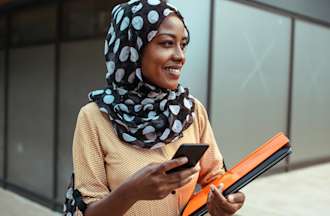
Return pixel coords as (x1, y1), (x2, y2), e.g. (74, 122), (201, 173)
(0, 16), (5, 49)
(57, 39), (105, 202)
(8, 45), (55, 198)
(62, 0), (124, 40)
(291, 21), (330, 163)
(211, 0), (291, 168)
(11, 5), (56, 46)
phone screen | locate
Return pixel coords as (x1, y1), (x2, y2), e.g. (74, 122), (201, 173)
(166, 144), (209, 174)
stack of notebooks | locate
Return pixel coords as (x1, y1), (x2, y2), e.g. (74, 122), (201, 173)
(182, 132), (292, 216)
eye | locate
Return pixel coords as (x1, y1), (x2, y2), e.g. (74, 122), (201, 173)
(160, 40), (174, 47)
(181, 42), (188, 50)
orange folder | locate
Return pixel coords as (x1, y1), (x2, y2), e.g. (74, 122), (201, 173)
(182, 132), (291, 216)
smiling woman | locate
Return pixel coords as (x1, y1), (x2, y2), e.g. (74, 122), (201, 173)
(142, 14), (188, 90)
(64, 1), (244, 216)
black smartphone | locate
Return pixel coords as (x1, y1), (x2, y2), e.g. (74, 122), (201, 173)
(166, 144), (209, 174)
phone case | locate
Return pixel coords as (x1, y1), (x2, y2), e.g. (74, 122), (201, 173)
(182, 132), (291, 216)
(167, 144), (209, 174)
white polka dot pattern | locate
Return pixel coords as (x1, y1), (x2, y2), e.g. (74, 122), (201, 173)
(147, 0), (161, 6)
(148, 10), (159, 24)
(147, 30), (158, 42)
(120, 17), (130, 31)
(116, 9), (124, 24)
(132, 16), (144, 30)
(132, 3), (143, 13)
(113, 38), (121, 53)
(89, 0), (194, 149)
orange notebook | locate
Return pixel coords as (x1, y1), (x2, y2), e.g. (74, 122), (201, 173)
(182, 132), (291, 216)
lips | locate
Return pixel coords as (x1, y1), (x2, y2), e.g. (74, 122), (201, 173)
(163, 65), (182, 78)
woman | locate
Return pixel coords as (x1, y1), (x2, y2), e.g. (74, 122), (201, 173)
(66, 0), (245, 215)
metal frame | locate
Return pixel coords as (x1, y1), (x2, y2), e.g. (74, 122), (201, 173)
(285, 18), (296, 171)
(3, 12), (10, 189)
(206, 0), (215, 118)
(52, 0), (62, 209)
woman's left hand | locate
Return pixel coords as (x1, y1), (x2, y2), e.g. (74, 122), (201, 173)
(207, 184), (245, 216)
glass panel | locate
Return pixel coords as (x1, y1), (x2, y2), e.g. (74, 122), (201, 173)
(62, 0), (124, 40)
(254, 0), (330, 24)
(8, 45), (55, 198)
(168, 0), (211, 106)
(0, 51), (4, 178)
(291, 21), (330, 163)
(211, 0), (291, 168)
(57, 40), (105, 202)
(0, 16), (5, 50)
(10, 5), (56, 46)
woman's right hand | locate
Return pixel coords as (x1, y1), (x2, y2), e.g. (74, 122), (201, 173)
(126, 157), (200, 201)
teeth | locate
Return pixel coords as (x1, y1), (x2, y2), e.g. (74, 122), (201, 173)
(166, 68), (180, 74)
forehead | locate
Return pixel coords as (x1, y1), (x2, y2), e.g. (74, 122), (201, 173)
(157, 15), (188, 37)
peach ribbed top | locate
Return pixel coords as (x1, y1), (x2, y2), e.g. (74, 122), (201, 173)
(73, 99), (224, 216)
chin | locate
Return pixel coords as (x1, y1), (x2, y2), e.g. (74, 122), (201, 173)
(167, 83), (179, 90)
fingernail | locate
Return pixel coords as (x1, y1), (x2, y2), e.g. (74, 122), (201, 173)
(181, 157), (188, 163)
(208, 191), (212, 201)
(210, 184), (215, 192)
(227, 195), (234, 202)
(218, 183), (224, 192)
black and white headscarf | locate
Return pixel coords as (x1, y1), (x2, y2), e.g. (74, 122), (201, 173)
(89, 0), (195, 149)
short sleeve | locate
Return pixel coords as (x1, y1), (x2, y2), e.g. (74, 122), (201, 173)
(195, 100), (225, 187)
(72, 106), (110, 205)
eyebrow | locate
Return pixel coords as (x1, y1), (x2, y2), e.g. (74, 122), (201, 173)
(156, 32), (188, 41)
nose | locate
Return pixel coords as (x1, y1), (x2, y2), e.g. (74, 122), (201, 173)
(173, 46), (185, 62)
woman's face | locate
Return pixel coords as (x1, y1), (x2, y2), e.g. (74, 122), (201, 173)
(141, 14), (188, 90)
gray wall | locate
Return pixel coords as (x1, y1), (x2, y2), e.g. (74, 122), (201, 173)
(7, 45), (55, 198)
(211, 0), (291, 168)
(57, 39), (105, 202)
(0, 0), (330, 211)
(290, 21), (330, 163)
(253, 0), (330, 23)
(168, 0), (211, 106)
(0, 50), (4, 178)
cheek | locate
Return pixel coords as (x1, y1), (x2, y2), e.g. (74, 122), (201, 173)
(153, 51), (171, 66)
(144, 51), (170, 72)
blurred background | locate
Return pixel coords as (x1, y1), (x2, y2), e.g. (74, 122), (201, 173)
(0, 0), (329, 213)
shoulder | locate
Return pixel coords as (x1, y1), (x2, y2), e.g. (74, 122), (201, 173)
(192, 97), (209, 120)
(77, 102), (106, 125)
(80, 102), (101, 115)
(190, 97), (210, 134)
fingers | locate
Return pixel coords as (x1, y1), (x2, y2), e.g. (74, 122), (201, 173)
(167, 165), (200, 181)
(156, 157), (188, 173)
(209, 184), (237, 214)
(227, 191), (245, 203)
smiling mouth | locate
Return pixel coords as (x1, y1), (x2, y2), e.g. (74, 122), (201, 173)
(164, 67), (181, 77)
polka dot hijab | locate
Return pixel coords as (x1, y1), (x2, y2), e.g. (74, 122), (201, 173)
(88, 0), (195, 149)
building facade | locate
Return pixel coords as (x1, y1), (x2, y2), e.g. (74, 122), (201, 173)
(0, 0), (329, 211)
